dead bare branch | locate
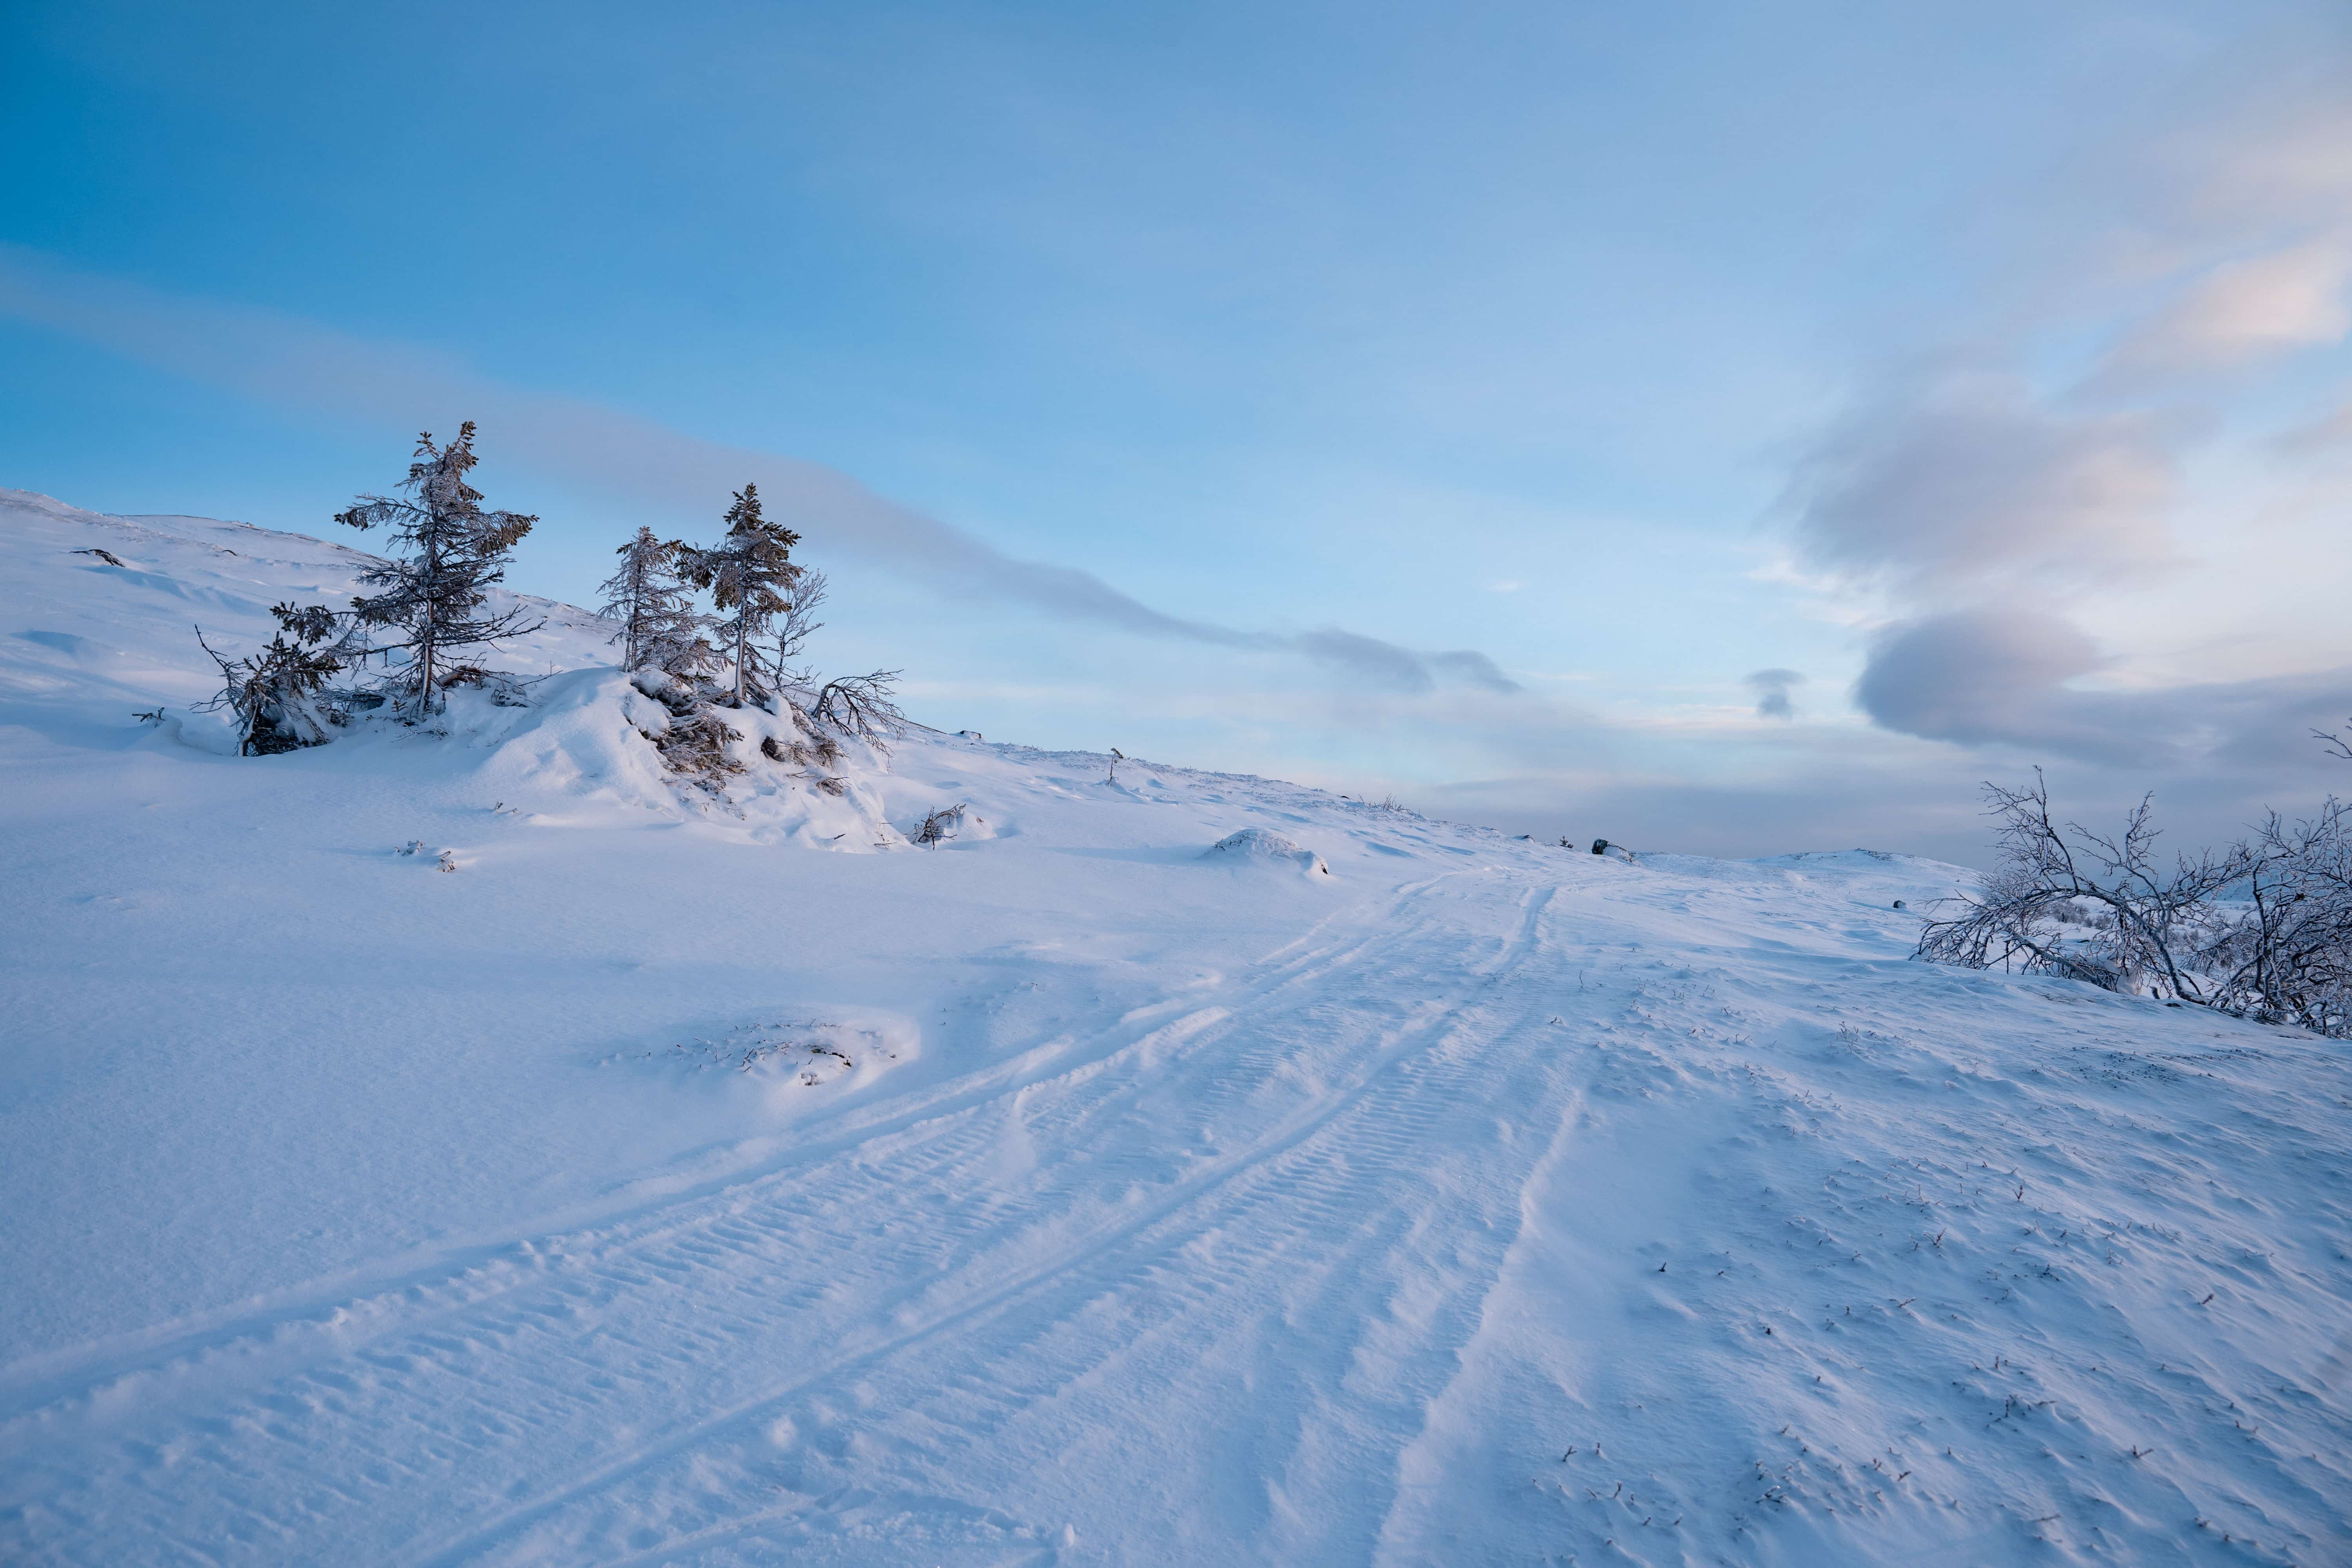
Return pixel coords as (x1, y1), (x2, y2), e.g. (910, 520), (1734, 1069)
(813, 670), (906, 746)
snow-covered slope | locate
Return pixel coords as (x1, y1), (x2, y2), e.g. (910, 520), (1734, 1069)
(2, 489), (2348, 1566)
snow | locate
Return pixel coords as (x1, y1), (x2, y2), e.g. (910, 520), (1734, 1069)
(1203, 827), (1332, 877)
(2, 487), (2348, 1565)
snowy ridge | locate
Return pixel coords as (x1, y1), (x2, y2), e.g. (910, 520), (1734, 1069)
(0, 487), (611, 730)
(2, 491), (2349, 1565)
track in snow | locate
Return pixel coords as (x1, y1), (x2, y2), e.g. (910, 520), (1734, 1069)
(3, 871), (1601, 1565)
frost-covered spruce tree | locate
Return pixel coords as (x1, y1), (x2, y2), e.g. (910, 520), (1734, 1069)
(336, 422), (540, 716)
(679, 483), (800, 706)
(194, 602), (363, 755)
(598, 527), (713, 679)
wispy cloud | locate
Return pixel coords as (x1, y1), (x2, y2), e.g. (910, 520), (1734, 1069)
(0, 245), (1515, 697)
(2097, 235), (2352, 382)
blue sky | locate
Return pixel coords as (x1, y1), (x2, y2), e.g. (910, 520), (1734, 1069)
(6, 0), (2350, 860)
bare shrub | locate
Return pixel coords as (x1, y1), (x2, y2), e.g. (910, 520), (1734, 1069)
(768, 566), (827, 679)
(2205, 798), (2352, 1035)
(1914, 771), (2243, 998)
(913, 804), (966, 845)
(1915, 760), (2352, 1036)
(656, 708), (743, 789)
(813, 670), (906, 744)
(437, 664), (531, 705)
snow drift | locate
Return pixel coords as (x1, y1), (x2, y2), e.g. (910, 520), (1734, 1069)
(1204, 825), (1331, 877)
(2, 489), (2349, 1567)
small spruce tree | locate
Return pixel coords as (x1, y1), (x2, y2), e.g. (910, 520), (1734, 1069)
(195, 602), (361, 755)
(598, 527), (713, 679)
(337, 422), (541, 716)
(679, 483), (800, 705)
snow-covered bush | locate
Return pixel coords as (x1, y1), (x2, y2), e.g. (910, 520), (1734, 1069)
(626, 674), (745, 790)
(194, 601), (362, 755)
(436, 664), (533, 706)
(1916, 756), (2352, 1036)
(1913, 771), (2235, 997)
(913, 804), (966, 845)
(2203, 796), (2352, 1035)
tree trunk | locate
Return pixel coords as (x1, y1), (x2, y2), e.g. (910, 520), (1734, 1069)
(418, 520), (441, 715)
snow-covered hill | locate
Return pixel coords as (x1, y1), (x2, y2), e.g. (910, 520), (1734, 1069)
(2, 488), (2348, 1566)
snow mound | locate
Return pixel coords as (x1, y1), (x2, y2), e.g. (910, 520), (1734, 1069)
(604, 1010), (922, 1111)
(462, 668), (906, 849)
(0, 488), (909, 848)
(1204, 826), (1331, 877)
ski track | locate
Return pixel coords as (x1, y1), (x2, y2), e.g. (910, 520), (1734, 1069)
(8, 851), (2352, 1565)
(2, 871), (1587, 1565)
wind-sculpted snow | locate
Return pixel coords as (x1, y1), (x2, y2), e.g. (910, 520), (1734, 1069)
(1204, 826), (1332, 877)
(2, 490), (2350, 1564)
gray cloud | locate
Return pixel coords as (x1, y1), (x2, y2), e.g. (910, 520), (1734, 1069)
(0, 244), (1512, 698)
(1290, 628), (1440, 693)
(1855, 606), (2352, 773)
(1787, 375), (2179, 593)
(1855, 608), (2120, 756)
(1745, 667), (1805, 720)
